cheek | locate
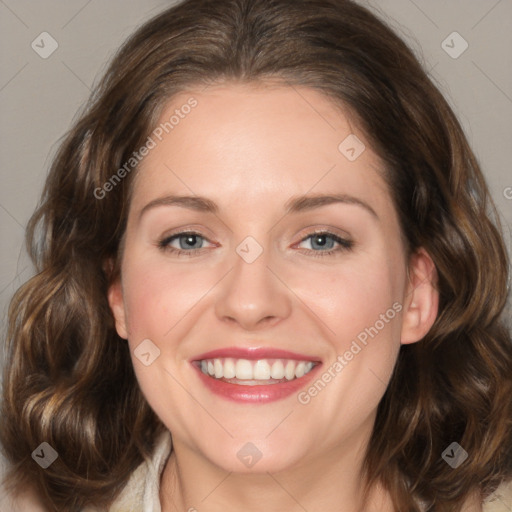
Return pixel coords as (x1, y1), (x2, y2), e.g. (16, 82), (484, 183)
(288, 251), (404, 421)
(295, 263), (403, 435)
(288, 255), (403, 347)
(121, 258), (213, 340)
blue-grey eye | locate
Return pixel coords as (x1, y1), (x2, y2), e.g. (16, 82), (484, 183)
(176, 233), (204, 250)
(298, 232), (352, 252)
(309, 233), (336, 250)
(159, 232), (208, 251)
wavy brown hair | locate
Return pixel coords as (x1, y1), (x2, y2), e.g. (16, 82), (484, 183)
(1, 0), (511, 510)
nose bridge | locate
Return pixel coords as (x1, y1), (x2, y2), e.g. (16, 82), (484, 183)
(214, 236), (292, 329)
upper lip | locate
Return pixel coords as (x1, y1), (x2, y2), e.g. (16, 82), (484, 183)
(192, 346), (321, 362)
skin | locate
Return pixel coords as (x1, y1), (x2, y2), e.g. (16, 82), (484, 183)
(108, 82), (442, 512)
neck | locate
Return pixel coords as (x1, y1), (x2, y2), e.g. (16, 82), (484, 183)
(159, 420), (393, 512)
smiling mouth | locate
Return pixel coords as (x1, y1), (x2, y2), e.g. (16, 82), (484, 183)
(196, 357), (317, 385)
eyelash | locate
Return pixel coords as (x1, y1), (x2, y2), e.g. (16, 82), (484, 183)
(157, 231), (212, 258)
(157, 230), (354, 258)
(297, 231), (354, 258)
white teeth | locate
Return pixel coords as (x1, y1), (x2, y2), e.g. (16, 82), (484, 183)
(199, 357), (316, 382)
(253, 360), (271, 380)
(285, 361), (296, 380)
(235, 359), (253, 380)
(270, 361), (285, 379)
(214, 359), (223, 378)
(295, 362), (306, 378)
(223, 358), (236, 379)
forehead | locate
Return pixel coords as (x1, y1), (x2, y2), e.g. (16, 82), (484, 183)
(131, 82), (391, 215)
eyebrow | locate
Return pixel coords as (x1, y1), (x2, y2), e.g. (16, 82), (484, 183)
(138, 193), (378, 220)
(284, 193), (378, 219)
(139, 195), (219, 220)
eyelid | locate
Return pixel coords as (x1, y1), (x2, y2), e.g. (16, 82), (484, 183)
(157, 224), (215, 244)
(293, 225), (353, 244)
(293, 230), (354, 254)
(158, 230), (216, 249)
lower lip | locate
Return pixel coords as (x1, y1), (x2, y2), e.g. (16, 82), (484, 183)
(192, 363), (321, 403)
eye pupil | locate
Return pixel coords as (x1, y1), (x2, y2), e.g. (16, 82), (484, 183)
(181, 234), (202, 249)
(311, 234), (336, 250)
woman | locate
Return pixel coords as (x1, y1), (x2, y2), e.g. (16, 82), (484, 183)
(1, 0), (511, 510)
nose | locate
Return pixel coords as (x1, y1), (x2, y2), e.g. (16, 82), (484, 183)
(214, 243), (293, 331)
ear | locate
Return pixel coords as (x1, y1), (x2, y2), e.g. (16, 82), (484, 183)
(400, 248), (439, 345)
(107, 276), (129, 340)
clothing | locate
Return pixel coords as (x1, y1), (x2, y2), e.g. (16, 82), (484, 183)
(95, 430), (511, 511)
(95, 431), (172, 512)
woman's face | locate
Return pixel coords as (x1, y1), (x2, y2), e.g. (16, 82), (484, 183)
(109, 83), (438, 474)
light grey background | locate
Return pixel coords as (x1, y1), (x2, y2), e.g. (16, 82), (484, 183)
(0, 0), (511, 503)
